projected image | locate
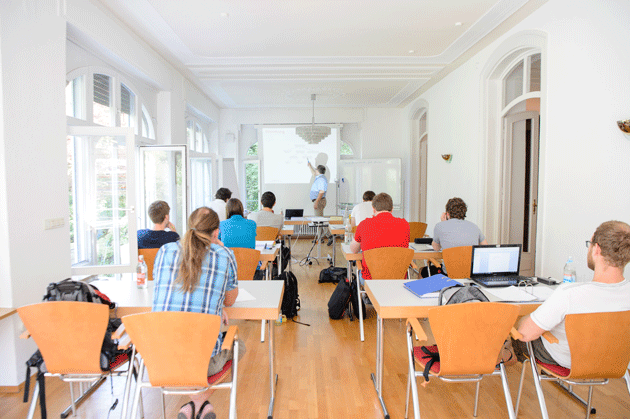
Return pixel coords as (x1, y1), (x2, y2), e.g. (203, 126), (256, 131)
(262, 127), (338, 184)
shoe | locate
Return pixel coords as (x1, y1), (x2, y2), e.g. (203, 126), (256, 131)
(177, 401), (195, 419)
(196, 400), (216, 419)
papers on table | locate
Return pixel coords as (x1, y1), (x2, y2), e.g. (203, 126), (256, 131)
(404, 274), (462, 299)
(409, 242), (433, 251)
(255, 241), (275, 250)
(485, 285), (554, 302)
(235, 288), (256, 303)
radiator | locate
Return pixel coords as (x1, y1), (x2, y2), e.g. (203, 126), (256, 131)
(294, 223), (324, 237)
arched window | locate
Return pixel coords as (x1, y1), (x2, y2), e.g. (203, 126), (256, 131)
(340, 141), (353, 157)
(186, 114), (210, 153)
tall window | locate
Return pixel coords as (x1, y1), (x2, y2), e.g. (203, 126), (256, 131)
(244, 142), (260, 212)
(503, 53), (541, 108)
(187, 112), (215, 210)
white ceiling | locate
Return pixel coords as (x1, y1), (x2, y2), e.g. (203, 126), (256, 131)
(99, 0), (534, 109)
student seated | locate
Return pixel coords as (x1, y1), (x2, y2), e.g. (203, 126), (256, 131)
(152, 207), (245, 419)
(137, 200), (180, 249)
(209, 187), (232, 222)
(511, 220), (630, 368)
(350, 190), (375, 228)
(350, 192), (410, 284)
(247, 191), (283, 230)
(220, 198), (257, 249)
(431, 197), (488, 251)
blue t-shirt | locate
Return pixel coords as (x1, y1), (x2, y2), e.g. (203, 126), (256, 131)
(137, 229), (180, 249)
(219, 215), (257, 249)
(310, 174), (328, 200)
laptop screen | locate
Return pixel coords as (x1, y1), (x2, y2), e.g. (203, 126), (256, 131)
(285, 209), (304, 219)
(471, 244), (522, 276)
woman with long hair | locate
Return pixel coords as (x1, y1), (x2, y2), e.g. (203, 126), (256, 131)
(153, 207), (241, 419)
(219, 197), (257, 248)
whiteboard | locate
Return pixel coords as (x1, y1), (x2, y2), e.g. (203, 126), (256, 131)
(338, 159), (402, 207)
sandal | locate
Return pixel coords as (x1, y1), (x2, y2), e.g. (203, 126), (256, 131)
(177, 401), (195, 419)
(196, 400), (217, 419)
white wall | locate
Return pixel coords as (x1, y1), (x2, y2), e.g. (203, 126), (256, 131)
(407, 0), (630, 281)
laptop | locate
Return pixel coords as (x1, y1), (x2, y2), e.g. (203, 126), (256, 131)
(284, 209), (304, 219)
(469, 244), (531, 287)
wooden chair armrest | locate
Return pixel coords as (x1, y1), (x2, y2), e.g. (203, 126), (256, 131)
(260, 261), (268, 271)
(111, 323), (126, 340)
(542, 331), (559, 344)
(428, 258), (441, 268)
(221, 325), (238, 352)
(406, 318), (428, 341)
(20, 330), (31, 339)
(410, 261), (419, 270)
(510, 327), (523, 340)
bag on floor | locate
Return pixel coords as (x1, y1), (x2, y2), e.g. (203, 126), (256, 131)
(438, 284), (489, 306)
(319, 266), (347, 284)
(420, 262), (444, 278)
(275, 271), (300, 319)
(271, 244), (291, 275)
(328, 278), (352, 319)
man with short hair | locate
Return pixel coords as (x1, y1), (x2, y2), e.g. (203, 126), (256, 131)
(350, 193), (410, 282)
(350, 190), (376, 228)
(308, 162), (327, 216)
(432, 197), (488, 251)
(247, 191), (283, 230)
(137, 200), (180, 249)
(513, 220), (630, 368)
(209, 187), (232, 222)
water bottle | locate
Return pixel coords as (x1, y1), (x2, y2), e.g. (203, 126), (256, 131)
(563, 257), (576, 284)
(136, 255), (148, 289)
(344, 214), (352, 244)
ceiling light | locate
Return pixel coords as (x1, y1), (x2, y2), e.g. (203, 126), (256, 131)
(221, 12), (229, 18)
(296, 94), (331, 145)
(408, 50), (415, 54)
(455, 22), (462, 26)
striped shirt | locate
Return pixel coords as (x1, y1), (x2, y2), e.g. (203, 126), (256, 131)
(152, 241), (238, 356)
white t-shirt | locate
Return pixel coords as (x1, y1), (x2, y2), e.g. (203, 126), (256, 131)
(208, 199), (228, 222)
(351, 201), (374, 227)
(530, 280), (630, 368)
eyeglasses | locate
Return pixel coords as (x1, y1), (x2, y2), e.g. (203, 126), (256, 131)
(585, 240), (596, 248)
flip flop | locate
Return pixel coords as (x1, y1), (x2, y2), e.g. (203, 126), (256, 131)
(196, 400), (217, 419)
(177, 401), (195, 419)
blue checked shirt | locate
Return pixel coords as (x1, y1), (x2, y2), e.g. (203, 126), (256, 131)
(309, 174), (328, 200)
(152, 241), (238, 356)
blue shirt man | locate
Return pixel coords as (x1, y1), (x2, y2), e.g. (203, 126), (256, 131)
(308, 162), (328, 216)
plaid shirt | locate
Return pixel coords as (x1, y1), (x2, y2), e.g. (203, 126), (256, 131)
(152, 241), (238, 356)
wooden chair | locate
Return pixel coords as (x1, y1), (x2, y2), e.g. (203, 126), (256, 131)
(441, 245), (472, 279)
(256, 226), (280, 241)
(355, 247), (414, 341)
(17, 301), (137, 419)
(406, 302), (519, 419)
(515, 311), (630, 419)
(138, 248), (159, 281)
(231, 247), (261, 281)
(123, 311), (239, 419)
(408, 222), (428, 240)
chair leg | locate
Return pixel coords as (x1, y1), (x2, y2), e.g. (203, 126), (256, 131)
(499, 363), (517, 419)
(515, 359), (530, 417)
(473, 381), (480, 417)
(26, 381), (39, 419)
(624, 370), (630, 397)
(405, 369), (411, 419)
(69, 382), (77, 416)
(130, 360), (145, 419)
(121, 347), (137, 419)
(229, 339), (239, 419)
(585, 386), (594, 419)
(406, 328), (421, 419)
(358, 288), (365, 342)
(526, 342), (550, 419)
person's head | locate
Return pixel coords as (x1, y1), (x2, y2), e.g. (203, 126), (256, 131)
(372, 193), (393, 213)
(445, 197), (467, 220)
(316, 165), (326, 175)
(362, 191), (376, 202)
(587, 220), (630, 270)
(215, 187), (232, 202)
(260, 191), (276, 209)
(226, 198), (244, 219)
(178, 207), (220, 292)
(148, 200), (170, 225)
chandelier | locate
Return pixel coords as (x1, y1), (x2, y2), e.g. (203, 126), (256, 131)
(296, 94), (331, 144)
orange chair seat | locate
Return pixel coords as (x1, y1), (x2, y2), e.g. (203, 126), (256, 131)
(537, 359), (571, 378)
(414, 345), (441, 375)
(207, 359), (233, 385)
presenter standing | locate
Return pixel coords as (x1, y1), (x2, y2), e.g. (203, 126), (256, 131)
(308, 161), (327, 216)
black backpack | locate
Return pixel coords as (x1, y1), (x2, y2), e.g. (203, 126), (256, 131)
(319, 267), (347, 284)
(328, 278), (352, 319)
(275, 271), (300, 319)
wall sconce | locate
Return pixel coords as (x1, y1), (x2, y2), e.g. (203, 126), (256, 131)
(441, 154), (453, 163)
(617, 120), (630, 136)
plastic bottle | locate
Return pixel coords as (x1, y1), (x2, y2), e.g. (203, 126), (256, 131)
(344, 214), (352, 244)
(136, 255), (148, 289)
(563, 257), (576, 284)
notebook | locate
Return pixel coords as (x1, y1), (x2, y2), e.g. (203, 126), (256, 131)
(404, 274), (462, 298)
(469, 244), (531, 287)
(284, 209), (303, 219)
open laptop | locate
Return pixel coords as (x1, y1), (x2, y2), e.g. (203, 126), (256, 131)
(284, 209), (304, 219)
(469, 244), (531, 287)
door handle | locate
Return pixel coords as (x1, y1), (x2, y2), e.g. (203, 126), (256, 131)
(532, 199), (537, 215)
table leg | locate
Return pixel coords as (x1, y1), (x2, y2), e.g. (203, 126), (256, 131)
(267, 318), (278, 419)
(287, 236), (292, 272)
(371, 314), (389, 418)
(332, 235), (336, 265)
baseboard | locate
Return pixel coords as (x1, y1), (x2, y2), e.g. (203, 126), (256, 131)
(0, 373), (35, 393)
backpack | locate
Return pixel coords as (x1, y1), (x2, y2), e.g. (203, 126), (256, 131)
(319, 267), (347, 284)
(328, 278), (352, 319)
(420, 262), (444, 278)
(438, 284), (489, 306)
(43, 278), (115, 309)
(275, 271), (300, 319)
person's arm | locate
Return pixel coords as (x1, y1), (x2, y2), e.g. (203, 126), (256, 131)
(350, 217), (357, 228)
(166, 221), (177, 232)
(224, 288), (238, 307)
(432, 241), (441, 251)
(517, 315), (546, 342)
(313, 190), (324, 210)
(307, 161), (316, 176)
(480, 239), (488, 245)
(350, 238), (361, 253)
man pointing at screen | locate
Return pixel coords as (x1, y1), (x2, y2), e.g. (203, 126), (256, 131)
(308, 161), (327, 216)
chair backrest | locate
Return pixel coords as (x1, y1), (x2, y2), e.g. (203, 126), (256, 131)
(18, 301), (109, 374)
(122, 311), (221, 387)
(428, 302), (519, 376)
(364, 247), (414, 279)
(231, 247), (261, 281)
(565, 310), (630, 379)
(256, 226), (280, 241)
(408, 222), (428, 240)
(139, 248), (160, 281)
(441, 246), (472, 279)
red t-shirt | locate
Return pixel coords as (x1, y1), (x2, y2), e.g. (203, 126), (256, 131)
(354, 212), (410, 279)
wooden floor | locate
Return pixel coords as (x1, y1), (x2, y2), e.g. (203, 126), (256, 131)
(2, 238), (630, 418)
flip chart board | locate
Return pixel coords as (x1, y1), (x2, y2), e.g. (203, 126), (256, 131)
(338, 159), (402, 207)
